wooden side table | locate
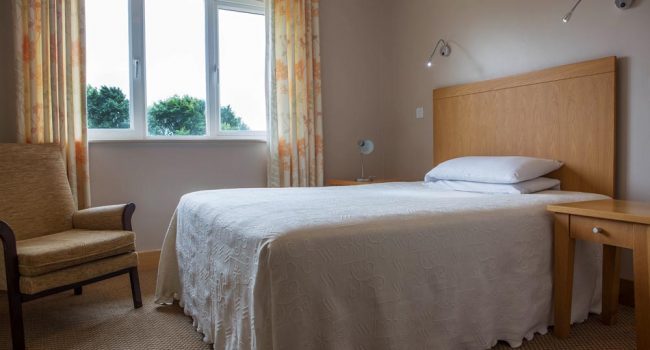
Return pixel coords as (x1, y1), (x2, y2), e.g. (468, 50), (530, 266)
(547, 199), (650, 349)
(325, 178), (401, 186)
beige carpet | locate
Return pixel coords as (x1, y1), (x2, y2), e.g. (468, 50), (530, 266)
(0, 264), (637, 349)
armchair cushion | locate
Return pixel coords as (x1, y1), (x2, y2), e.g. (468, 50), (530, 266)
(20, 252), (138, 295)
(73, 204), (129, 231)
(17, 229), (135, 277)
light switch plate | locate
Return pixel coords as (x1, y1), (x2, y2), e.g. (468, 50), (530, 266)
(416, 107), (424, 119)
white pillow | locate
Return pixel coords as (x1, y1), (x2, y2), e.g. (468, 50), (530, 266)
(430, 177), (561, 194)
(424, 156), (563, 184)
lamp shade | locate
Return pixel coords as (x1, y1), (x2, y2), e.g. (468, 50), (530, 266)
(358, 139), (374, 155)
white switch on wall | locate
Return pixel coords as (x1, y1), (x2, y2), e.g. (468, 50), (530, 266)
(416, 107), (424, 119)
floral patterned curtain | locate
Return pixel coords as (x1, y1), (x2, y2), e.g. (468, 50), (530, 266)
(266, 0), (324, 187)
(13, 0), (90, 209)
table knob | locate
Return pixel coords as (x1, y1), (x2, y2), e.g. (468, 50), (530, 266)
(592, 227), (604, 234)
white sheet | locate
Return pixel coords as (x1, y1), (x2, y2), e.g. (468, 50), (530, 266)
(155, 182), (607, 350)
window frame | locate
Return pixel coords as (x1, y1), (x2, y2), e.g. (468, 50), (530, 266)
(88, 0), (267, 141)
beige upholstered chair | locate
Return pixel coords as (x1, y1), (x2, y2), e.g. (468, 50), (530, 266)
(0, 143), (142, 350)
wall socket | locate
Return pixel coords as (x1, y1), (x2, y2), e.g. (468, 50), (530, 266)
(416, 107), (424, 119)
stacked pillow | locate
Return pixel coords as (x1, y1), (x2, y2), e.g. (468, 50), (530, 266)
(424, 156), (563, 194)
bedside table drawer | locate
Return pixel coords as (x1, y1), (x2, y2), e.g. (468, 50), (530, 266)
(570, 216), (634, 249)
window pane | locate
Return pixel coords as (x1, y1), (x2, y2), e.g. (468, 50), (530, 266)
(86, 0), (131, 129)
(145, 0), (207, 136)
(218, 9), (266, 132)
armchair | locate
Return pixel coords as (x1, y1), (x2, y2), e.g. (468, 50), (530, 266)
(0, 143), (142, 350)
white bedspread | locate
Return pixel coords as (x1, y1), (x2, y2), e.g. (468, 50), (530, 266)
(155, 182), (607, 350)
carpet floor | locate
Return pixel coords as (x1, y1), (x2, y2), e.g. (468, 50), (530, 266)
(0, 264), (637, 349)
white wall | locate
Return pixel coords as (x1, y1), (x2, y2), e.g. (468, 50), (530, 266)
(320, 0), (393, 181)
(89, 141), (267, 250)
(384, 0), (650, 278)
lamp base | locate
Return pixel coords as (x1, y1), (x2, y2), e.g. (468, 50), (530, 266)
(355, 178), (372, 182)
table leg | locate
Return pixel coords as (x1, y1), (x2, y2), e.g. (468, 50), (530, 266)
(602, 245), (621, 325)
(554, 213), (575, 338)
(633, 224), (650, 349)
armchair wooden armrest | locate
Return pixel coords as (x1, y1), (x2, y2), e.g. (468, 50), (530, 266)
(0, 221), (24, 349)
(0, 221), (19, 285)
(72, 203), (136, 231)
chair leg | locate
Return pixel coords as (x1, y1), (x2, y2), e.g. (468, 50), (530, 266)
(7, 289), (25, 350)
(129, 267), (143, 309)
(74, 286), (83, 295)
(2, 222), (25, 350)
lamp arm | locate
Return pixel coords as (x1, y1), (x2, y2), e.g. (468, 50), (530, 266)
(568, 0), (582, 14)
(427, 39), (447, 63)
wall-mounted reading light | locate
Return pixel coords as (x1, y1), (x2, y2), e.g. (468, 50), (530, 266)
(562, 0), (582, 23)
(614, 0), (634, 9)
(426, 39), (451, 68)
(563, 0), (634, 23)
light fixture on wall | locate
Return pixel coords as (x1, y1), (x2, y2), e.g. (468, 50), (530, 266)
(356, 139), (375, 182)
(563, 0), (634, 23)
(426, 39), (451, 68)
(562, 0), (583, 23)
(614, 0), (634, 9)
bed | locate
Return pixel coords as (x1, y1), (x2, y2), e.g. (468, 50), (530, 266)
(155, 56), (617, 350)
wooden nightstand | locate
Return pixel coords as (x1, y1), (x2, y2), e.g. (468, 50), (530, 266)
(547, 199), (650, 348)
(325, 178), (400, 186)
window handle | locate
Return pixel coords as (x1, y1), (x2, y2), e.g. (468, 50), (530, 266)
(134, 59), (140, 79)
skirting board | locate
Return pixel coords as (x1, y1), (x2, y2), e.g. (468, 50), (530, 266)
(137, 249), (161, 271)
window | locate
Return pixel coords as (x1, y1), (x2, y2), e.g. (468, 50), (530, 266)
(217, 8), (266, 132)
(86, 0), (267, 140)
(86, 0), (132, 130)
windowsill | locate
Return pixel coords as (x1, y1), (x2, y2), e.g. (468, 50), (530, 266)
(89, 137), (267, 144)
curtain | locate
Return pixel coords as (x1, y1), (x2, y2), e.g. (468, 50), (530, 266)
(266, 0), (324, 187)
(13, 0), (90, 209)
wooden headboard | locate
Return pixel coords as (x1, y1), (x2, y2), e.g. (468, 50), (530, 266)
(433, 57), (616, 197)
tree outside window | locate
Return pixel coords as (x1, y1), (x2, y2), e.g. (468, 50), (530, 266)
(87, 86), (130, 129)
(86, 85), (251, 134)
